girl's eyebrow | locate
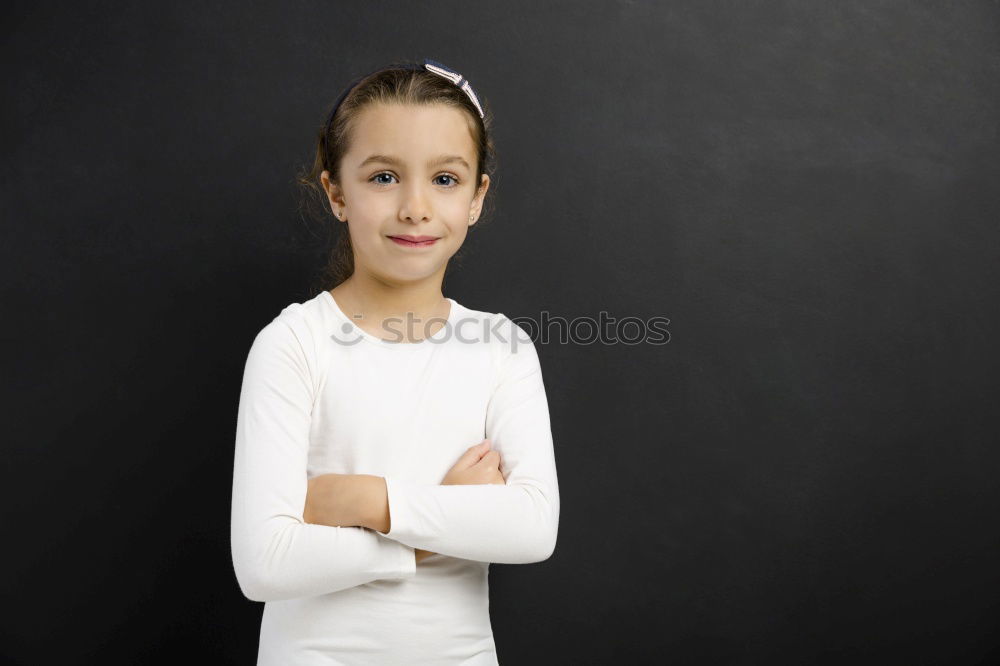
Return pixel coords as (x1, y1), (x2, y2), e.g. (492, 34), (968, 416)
(357, 154), (471, 171)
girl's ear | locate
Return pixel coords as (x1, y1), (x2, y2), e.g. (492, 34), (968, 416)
(321, 170), (347, 219)
(469, 174), (490, 225)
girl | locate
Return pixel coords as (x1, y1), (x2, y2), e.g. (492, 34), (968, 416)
(230, 59), (560, 665)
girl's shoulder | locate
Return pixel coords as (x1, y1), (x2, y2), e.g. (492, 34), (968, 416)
(247, 292), (332, 366)
(449, 297), (503, 327)
(450, 299), (538, 370)
(260, 292), (324, 338)
(451, 299), (527, 342)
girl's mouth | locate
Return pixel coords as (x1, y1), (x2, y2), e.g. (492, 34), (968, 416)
(388, 236), (439, 248)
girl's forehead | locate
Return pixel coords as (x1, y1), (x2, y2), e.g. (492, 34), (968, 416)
(353, 103), (471, 134)
(348, 104), (477, 159)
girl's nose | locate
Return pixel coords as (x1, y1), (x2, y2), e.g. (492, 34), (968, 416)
(399, 185), (432, 223)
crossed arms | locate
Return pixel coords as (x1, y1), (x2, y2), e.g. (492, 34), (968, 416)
(230, 318), (560, 602)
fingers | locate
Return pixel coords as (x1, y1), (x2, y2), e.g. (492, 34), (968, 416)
(472, 439), (491, 458)
(476, 449), (501, 468)
(455, 439), (491, 470)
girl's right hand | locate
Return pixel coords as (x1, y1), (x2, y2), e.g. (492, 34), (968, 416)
(415, 439), (506, 564)
(442, 439), (506, 486)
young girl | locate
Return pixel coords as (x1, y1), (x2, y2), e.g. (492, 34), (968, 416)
(230, 59), (560, 664)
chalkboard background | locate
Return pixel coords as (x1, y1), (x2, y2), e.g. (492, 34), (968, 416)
(4, 1), (998, 664)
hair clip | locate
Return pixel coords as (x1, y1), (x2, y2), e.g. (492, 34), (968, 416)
(422, 59), (485, 119)
(325, 59), (485, 129)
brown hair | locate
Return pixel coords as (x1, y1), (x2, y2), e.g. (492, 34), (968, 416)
(296, 59), (497, 295)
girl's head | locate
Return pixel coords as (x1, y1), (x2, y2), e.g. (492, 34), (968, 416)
(298, 60), (496, 292)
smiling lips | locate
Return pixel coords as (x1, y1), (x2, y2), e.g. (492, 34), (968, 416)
(388, 235), (440, 247)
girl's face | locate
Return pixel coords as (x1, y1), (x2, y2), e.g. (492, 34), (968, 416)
(321, 103), (489, 285)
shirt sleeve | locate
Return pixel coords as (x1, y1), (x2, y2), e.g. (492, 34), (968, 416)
(230, 317), (416, 603)
(377, 317), (560, 564)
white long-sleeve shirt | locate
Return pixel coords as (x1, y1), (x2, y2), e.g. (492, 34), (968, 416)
(230, 290), (560, 665)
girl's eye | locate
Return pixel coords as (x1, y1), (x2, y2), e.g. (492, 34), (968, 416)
(369, 172), (460, 188)
(371, 172), (396, 186)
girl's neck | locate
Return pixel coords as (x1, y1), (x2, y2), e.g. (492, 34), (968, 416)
(330, 276), (451, 342)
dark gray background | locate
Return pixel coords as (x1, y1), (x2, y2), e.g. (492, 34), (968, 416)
(4, 1), (999, 664)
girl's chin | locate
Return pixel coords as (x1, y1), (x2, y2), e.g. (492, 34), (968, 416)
(366, 260), (448, 282)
